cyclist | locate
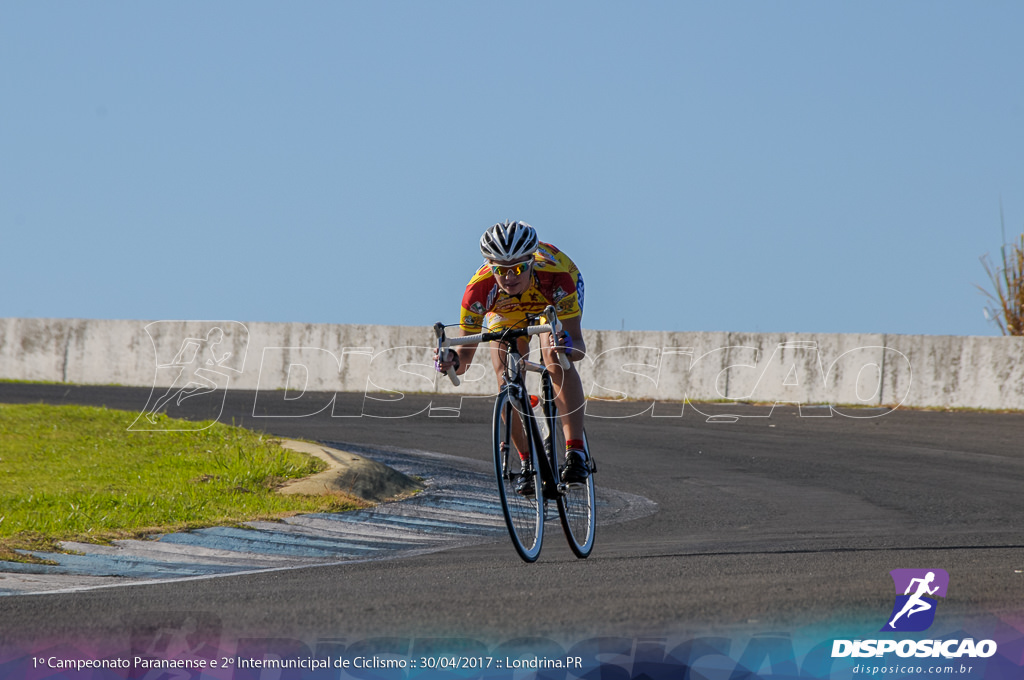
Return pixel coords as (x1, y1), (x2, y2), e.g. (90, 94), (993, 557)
(435, 220), (589, 494)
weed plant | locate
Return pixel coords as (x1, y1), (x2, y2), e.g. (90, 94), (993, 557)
(978, 214), (1024, 336)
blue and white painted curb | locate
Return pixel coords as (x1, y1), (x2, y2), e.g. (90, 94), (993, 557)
(0, 444), (656, 596)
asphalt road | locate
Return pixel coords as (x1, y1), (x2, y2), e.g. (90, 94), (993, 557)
(1, 384), (1022, 649)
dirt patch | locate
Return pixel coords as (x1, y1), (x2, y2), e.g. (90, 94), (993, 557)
(277, 440), (424, 503)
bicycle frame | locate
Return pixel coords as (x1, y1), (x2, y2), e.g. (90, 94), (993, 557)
(497, 347), (564, 498)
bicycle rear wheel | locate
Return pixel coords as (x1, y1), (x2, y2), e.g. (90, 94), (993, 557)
(547, 406), (596, 558)
(493, 389), (544, 562)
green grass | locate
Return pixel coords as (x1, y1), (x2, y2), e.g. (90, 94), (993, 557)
(0, 378), (74, 385)
(0, 403), (366, 562)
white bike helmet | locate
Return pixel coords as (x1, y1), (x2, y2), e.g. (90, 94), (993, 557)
(479, 220), (538, 262)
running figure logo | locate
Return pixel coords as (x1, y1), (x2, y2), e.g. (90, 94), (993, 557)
(882, 569), (950, 632)
(129, 321), (249, 431)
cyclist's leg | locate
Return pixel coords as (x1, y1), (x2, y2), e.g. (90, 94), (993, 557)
(539, 331), (590, 486)
(539, 332), (586, 443)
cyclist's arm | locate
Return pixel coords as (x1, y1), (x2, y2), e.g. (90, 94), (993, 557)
(559, 315), (587, 363)
(435, 328), (480, 376)
(448, 329), (479, 376)
(447, 275), (491, 375)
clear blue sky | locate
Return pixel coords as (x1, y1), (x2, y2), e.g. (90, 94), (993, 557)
(3, 2), (1022, 337)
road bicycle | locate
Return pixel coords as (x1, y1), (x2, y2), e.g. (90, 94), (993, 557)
(434, 306), (596, 562)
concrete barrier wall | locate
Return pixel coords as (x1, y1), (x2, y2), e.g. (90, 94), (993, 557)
(1, 317), (1022, 411)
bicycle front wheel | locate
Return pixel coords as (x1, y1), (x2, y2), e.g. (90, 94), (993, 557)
(493, 389), (544, 562)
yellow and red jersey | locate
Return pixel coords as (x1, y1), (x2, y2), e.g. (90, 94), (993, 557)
(459, 242), (584, 333)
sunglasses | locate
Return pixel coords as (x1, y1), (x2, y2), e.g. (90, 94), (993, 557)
(488, 259), (533, 277)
